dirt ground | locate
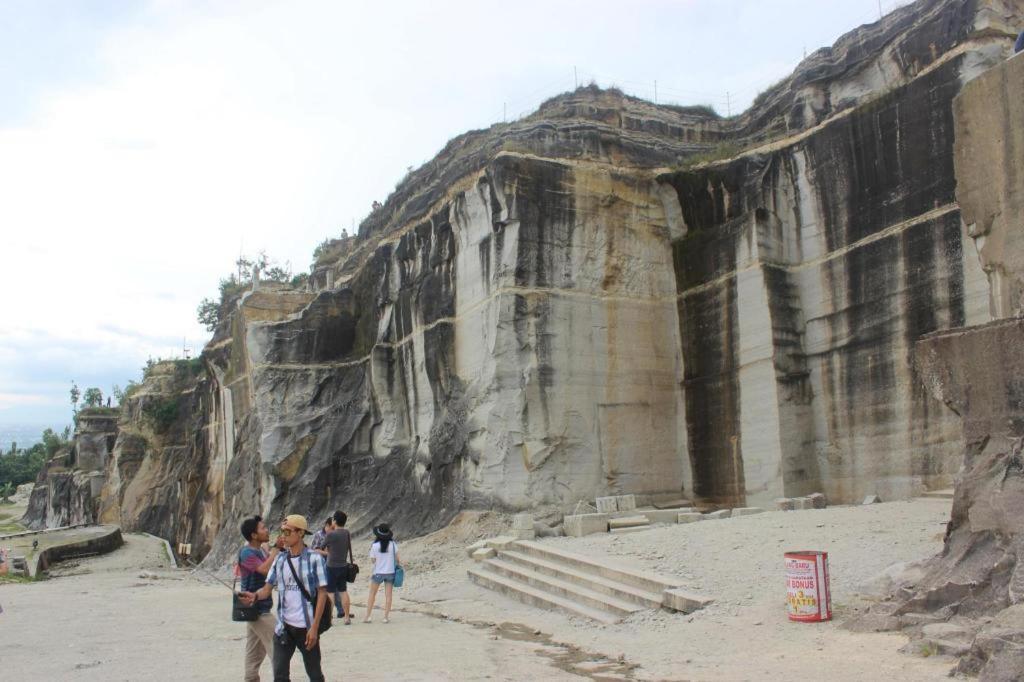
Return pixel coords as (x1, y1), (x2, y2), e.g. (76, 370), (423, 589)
(0, 499), (958, 681)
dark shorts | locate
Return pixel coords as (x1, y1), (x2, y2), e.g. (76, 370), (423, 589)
(372, 573), (395, 585)
(326, 565), (348, 592)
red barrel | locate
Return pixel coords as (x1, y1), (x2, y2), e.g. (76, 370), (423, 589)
(785, 551), (831, 622)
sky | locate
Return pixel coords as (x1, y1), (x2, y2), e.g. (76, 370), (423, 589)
(0, 0), (911, 429)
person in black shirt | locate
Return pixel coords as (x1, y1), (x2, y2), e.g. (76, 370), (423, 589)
(318, 510), (353, 624)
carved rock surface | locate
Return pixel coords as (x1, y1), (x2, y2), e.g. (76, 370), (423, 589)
(32, 0), (1024, 567)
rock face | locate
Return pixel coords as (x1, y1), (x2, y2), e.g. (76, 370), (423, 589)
(853, 43), (1024, 680)
(32, 0), (1023, 565)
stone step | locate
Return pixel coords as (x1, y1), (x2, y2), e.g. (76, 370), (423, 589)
(482, 558), (646, 619)
(921, 489), (954, 499)
(467, 566), (621, 625)
(513, 540), (685, 595)
(499, 550), (664, 608)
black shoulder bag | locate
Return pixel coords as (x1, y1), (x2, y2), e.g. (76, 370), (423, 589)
(346, 534), (360, 583)
(285, 553), (332, 635)
(232, 550), (259, 622)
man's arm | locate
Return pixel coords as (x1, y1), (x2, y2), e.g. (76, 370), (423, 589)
(256, 547), (280, 576)
(305, 585), (328, 649)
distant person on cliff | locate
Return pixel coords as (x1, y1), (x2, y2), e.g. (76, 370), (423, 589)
(239, 514), (330, 682)
(238, 515), (282, 682)
(321, 510), (354, 624)
(363, 524), (400, 623)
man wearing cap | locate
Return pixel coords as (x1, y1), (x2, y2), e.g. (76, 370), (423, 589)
(240, 514), (330, 682)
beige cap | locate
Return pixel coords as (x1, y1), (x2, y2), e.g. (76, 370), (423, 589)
(283, 514), (309, 534)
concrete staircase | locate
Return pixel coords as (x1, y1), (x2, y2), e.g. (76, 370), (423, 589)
(467, 540), (698, 624)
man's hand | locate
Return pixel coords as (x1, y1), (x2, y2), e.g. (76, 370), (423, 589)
(238, 591), (255, 606)
(305, 628), (319, 649)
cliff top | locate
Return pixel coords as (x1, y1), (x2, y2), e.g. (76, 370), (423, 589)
(311, 0), (1017, 279)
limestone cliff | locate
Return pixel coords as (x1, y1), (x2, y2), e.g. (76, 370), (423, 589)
(852, 44), (1024, 680)
(27, 0), (1023, 566)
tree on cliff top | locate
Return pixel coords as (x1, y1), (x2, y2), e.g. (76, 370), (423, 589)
(81, 387), (103, 408)
(196, 251), (296, 332)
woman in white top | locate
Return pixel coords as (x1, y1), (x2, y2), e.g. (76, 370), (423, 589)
(364, 524), (400, 623)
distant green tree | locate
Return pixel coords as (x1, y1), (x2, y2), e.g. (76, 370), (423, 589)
(70, 381), (80, 414)
(81, 387), (103, 408)
(0, 427), (67, 490)
(0, 482), (13, 503)
(197, 298), (220, 332)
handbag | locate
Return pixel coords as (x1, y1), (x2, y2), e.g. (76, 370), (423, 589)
(394, 564), (405, 588)
(286, 552), (332, 635)
(345, 540), (359, 583)
(232, 553), (259, 622)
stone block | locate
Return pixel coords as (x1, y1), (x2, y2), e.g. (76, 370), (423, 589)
(466, 540), (489, 557)
(615, 494), (637, 512)
(704, 509), (731, 520)
(513, 528), (536, 540)
(596, 496), (618, 513)
(563, 513), (609, 537)
(677, 512), (703, 523)
(511, 513), (534, 530)
(731, 507), (765, 517)
(641, 509), (681, 524)
(862, 494), (882, 505)
(663, 587), (714, 613)
(485, 535), (519, 550)
(471, 547), (496, 561)
(608, 515), (649, 530)
(793, 497), (814, 510)
(808, 492), (827, 509)
(775, 498), (796, 511)
(610, 526), (649, 534)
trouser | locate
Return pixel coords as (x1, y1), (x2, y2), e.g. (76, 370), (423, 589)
(244, 613), (276, 682)
(272, 624), (325, 682)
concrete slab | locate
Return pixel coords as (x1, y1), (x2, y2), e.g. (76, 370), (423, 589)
(512, 513), (534, 530)
(563, 513), (609, 537)
(615, 494), (637, 512)
(485, 536), (519, 550)
(704, 509), (732, 520)
(466, 539), (489, 557)
(472, 547), (496, 561)
(677, 513), (703, 524)
(608, 515), (649, 529)
(640, 509), (680, 524)
(731, 507), (765, 517)
(663, 587), (714, 613)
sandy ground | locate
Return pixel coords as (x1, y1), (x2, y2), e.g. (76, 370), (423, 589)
(0, 499), (958, 681)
